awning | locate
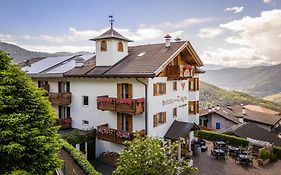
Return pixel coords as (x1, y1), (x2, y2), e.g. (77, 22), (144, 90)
(164, 120), (200, 141)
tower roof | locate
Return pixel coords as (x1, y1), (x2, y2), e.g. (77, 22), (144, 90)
(90, 28), (133, 42)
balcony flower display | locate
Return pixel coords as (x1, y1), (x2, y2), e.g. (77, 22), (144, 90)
(116, 130), (131, 139)
(183, 64), (193, 70)
(97, 126), (115, 136)
(98, 97), (113, 104)
(136, 98), (144, 103)
(116, 98), (133, 105)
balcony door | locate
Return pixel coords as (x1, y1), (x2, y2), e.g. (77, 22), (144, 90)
(117, 83), (132, 99)
(58, 81), (70, 93)
(117, 113), (132, 132)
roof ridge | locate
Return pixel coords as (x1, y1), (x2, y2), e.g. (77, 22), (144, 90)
(129, 41), (187, 48)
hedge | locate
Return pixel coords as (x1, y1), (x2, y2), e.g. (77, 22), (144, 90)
(196, 130), (249, 147)
(273, 146), (281, 159)
(59, 139), (100, 175)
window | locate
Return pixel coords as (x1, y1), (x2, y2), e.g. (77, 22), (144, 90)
(189, 78), (199, 91)
(58, 106), (70, 119)
(117, 41), (123, 52)
(173, 81), (177, 91)
(101, 40), (107, 51)
(83, 96), (89, 106)
(58, 81), (70, 93)
(189, 101), (199, 114)
(82, 120), (89, 125)
(38, 81), (48, 88)
(117, 113), (133, 132)
(153, 112), (166, 127)
(153, 83), (166, 96)
(173, 108), (177, 118)
(215, 122), (221, 129)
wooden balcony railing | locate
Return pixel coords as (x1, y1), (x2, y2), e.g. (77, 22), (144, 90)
(55, 118), (72, 130)
(96, 124), (133, 145)
(166, 65), (194, 80)
(49, 92), (72, 106)
(97, 96), (144, 115)
(40, 84), (50, 92)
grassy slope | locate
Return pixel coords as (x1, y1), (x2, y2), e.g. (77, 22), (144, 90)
(200, 81), (281, 112)
(263, 92), (281, 104)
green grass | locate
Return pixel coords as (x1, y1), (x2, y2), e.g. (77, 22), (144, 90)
(200, 81), (281, 112)
(263, 92), (281, 104)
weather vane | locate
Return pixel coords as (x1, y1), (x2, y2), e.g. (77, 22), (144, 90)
(109, 15), (114, 29)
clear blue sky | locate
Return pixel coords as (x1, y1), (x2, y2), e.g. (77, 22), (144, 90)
(1, 0), (281, 67)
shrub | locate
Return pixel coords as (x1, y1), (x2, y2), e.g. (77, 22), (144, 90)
(273, 146), (281, 159)
(196, 130), (249, 147)
(260, 149), (270, 160)
(59, 139), (100, 175)
(269, 153), (278, 162)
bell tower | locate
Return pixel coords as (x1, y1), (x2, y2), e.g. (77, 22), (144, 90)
(90, 16), (133, 66)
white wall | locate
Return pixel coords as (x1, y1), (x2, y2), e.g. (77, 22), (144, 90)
(96, 140), (123, 156)
(211, 113), (236, 130)
(147, 77), (192, 137)
(95, 39), (128, 66)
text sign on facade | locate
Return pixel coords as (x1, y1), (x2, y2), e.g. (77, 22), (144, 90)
(162, 96), (187, 106)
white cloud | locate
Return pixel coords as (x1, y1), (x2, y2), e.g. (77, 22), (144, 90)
(202, 9), (281, 67)
(154, 18), (213, 29)
(224, 6), (244, 14)
(263, 0), (271, 3)
(0, 33), (15, 43)
(22, 44), (94, 53)
(198, 28), (224, 38)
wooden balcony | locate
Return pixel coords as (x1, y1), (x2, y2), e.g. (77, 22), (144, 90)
(40, 84), (50, 92)
(55, 118), (72, 130)
(96, 124), (133, 145)
(97, 96), (144, 115)
(49, 92), (72, 106)
(167, 65), (194, 80)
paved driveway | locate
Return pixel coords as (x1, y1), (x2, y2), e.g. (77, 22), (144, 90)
(193, 141), (281, 175)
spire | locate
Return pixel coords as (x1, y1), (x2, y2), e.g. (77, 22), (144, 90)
(109, 15), (114, 29)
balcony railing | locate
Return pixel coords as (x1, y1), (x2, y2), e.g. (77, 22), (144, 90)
(97, 96), (144, 115)
(49, 92), (72, 106)
(96, 124), (133, 145)
(56, 118), (72, 130)
(40, 84), (50, 92)
(167, 65), (194, 80)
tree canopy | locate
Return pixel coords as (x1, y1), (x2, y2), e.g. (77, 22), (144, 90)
(113, 135), (197, 175)
(0, 51), (62, 174)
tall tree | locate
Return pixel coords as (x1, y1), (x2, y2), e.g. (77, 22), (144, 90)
(113, 135), (197, 175)
(0, 51), (62, 174)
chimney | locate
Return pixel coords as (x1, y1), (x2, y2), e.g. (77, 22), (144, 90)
(216, 104), (220, 111)
(238, 116), (244, 124)
(25, 60), (31, 67)
(227, 104), (232, 110)
(242, 107), (246, 115)
(175, 37), (181, 42)
(164, 34), (171, 47)
(208, 107), (212, 113)
(212, 105), (215, 112)
(74, 56), (85, 67)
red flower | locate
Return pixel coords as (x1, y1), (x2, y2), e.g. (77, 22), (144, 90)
(184, 64), (193, 70)
(98, 97), (113, 104)
(136, 98), (144, 103)
(116, 98), (133, 105)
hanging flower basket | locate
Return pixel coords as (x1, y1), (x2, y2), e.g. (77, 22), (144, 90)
(98, 97), (113, 104)
(183, 64), (193, 70)
(116, 98), (133, 105)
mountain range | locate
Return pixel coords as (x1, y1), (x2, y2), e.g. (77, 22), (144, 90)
(201, 64), (281, 99)
(0, 41), (91, 64)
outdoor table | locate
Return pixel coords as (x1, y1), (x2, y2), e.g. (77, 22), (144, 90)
(237, 154), (250, 165)
(228, 146), (240, 156)
(213, 149), (225, 159)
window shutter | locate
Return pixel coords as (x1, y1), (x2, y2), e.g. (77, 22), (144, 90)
(153, 115), (157, 127)
(163, 112), (166, 123)
(153, 84), (157, 96)
(194, 79), (197, 91)
(128, 84), (133, 99)
(163, 83), (166, 94)
(127, 115), (133, 132)
(117, 113), (122, 130)
(197, 78), (200, 91)
(66, 82), (70, 92)
(117, 83), (122, 98)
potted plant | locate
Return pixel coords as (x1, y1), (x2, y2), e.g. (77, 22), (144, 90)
(258, 149), (270, 166)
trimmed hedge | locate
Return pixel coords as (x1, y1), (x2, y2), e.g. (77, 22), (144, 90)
(273, 146), (281, 159)
(196, 130), (249, 147)
(59, 139), (100, 175)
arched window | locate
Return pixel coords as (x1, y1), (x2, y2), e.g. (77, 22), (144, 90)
(101, 40), (107, 52)
(117, 41), (123, 52)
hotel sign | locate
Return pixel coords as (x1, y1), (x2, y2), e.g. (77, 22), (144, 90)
(162, 96), (187, 106)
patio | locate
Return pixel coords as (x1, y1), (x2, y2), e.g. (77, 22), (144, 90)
(193, 141), (281, 175)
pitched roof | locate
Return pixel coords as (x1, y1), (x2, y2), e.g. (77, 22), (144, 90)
(164, 120), (200, 140)
(244, 105), (280, 115)
(89, 28), (133, 42)
(65, 41), (200, 78)
(200, 105), (281, 126)
(219, 122), (281, 146)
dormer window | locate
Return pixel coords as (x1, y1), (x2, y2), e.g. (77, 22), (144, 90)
(101, 40), (107, 52)
(117, 41), (123, 52)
